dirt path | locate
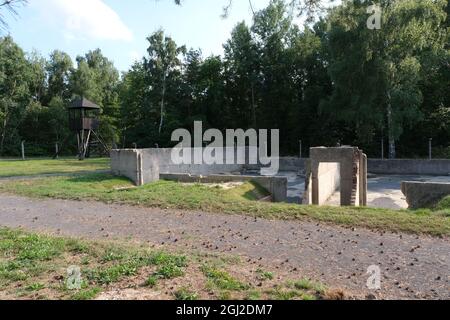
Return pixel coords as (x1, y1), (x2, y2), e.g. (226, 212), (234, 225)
(0, 194), (448, 300)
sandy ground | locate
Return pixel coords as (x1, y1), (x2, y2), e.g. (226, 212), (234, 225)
(0, 194), (448, 300)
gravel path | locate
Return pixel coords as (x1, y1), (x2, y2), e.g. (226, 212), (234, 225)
(0, 194), (448, 299)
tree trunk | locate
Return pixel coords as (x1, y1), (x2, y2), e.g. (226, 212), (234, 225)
(159, 73), (167, 134)
(251, 83), (256, 128)
(0, 112), (7, 156)
(387, 91), (396, 159)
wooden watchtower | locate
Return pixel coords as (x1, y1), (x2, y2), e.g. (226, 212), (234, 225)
(68, 97), (107, 160)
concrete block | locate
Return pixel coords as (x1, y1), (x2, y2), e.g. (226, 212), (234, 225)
(401, 181), (450, 209)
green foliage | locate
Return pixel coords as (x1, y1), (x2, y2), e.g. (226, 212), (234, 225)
(436, 196), (450, 211)
(256, 268), (274, 280)
(202, 265), (250, 291)
(0, 0), (449, 158)
(174, 288), (199, 300)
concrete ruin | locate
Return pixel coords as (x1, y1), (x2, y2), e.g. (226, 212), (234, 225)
(110, 146), (450, 209)
(303, 147), (367, 206)
(110, 148), (288, 202)
(401, 181), (450, 209)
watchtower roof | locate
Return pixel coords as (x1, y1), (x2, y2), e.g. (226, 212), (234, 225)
(69, 97), (101, 110)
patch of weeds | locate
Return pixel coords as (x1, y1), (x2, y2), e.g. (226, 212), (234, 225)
(202, 265), (249, 291)
(174, 287), (199, 300)
(101, 249), (124, 262)
(145, 275), (158, 287)
(291, 278), (326, 294)
(9, 233), (65, 261)
(245, 290), (262, 300)
(301, 293), (317, 300)
(86, 261), (139, 285)
(70, 287), (101, 300)
(266, 287), (302, 300)
(154, 263), (184, 279)
(25, 282), (45, 292)
(66, 240), (89, 254)
(148, 251), (187, 268)
(256, 268), (273, 280)
(80, 256), (91, 265)
(218, 291), (232, 300)
(0, 261), (28, 282)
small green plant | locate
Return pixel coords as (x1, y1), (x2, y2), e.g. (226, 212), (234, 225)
(25, 282), (45, 291)
(101, 249), (124, 262)
(145, 275), (158, 287)
(256, 268), (274, 280)
(202, 265), (249, 291)
(245, 290), (262, 300)
(174, 288), (199, 300)
(86, 261), (140, 284)
(154, 263), (184, 279)
(218, 291), (232, 300)
(292, 278), (325, 294)
(71, 287), (101, 300)
(267, 287), (302, 300)
(148, 251), (187, 268)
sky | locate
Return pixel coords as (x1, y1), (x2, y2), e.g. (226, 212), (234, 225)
(3, 0), (274, 72)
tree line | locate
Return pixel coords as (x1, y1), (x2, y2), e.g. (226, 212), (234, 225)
(0, 0), (449, 158)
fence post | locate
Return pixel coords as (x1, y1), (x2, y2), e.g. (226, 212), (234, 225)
(299, 140), (302, 159)
(21, 141), (25, 160)
(55, 142), (59, 159)
(381, 138), (384, 160)
(429, 138), (432, 160)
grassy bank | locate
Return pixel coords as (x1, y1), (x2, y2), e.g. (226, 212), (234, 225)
(0, 173), (448, 236)
(0, 158), (110, 177)
(0, 228), (334, 300)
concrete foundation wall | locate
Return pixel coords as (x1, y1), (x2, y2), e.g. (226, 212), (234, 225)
(245, 157), (306, 172)
(316, 162), (340, 205)
(401, 181), (450, 209)
(142, 148), (244, 175)
(110, 149), (140, 184)
(369, 159), (450, 175)
(160, 173), (288, 202)
(110, 148), (288, 202)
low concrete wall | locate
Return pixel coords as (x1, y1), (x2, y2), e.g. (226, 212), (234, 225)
(111, 149), (140, 184)
(245, 157), (306, 172)
(160, 173), (288, 202)
(142, 148), (244, 175)
(369, 159), (450, 175)
(111, 148), (288, 202)
(401, 181), (450, 209)
(111, 149), (159, 185)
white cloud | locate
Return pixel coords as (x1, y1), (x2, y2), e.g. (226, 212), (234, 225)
(36, 0), (133, 42)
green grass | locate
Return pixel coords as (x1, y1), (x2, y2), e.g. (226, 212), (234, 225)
(266, 281), (324, 301)
(0, 158), (109, 177)
(436, 196), (450, 213)
(202, 265), (250, 291)
(0, 227), (334, 300)
(0, 227), (187, 299)
(174, 287), (199, 300)
(1, 173), (449, 236)
(290, 278), (326, 294)
(256, 268), (274, 281)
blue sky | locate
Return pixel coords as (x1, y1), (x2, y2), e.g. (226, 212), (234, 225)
(3, 0), (274, 72)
